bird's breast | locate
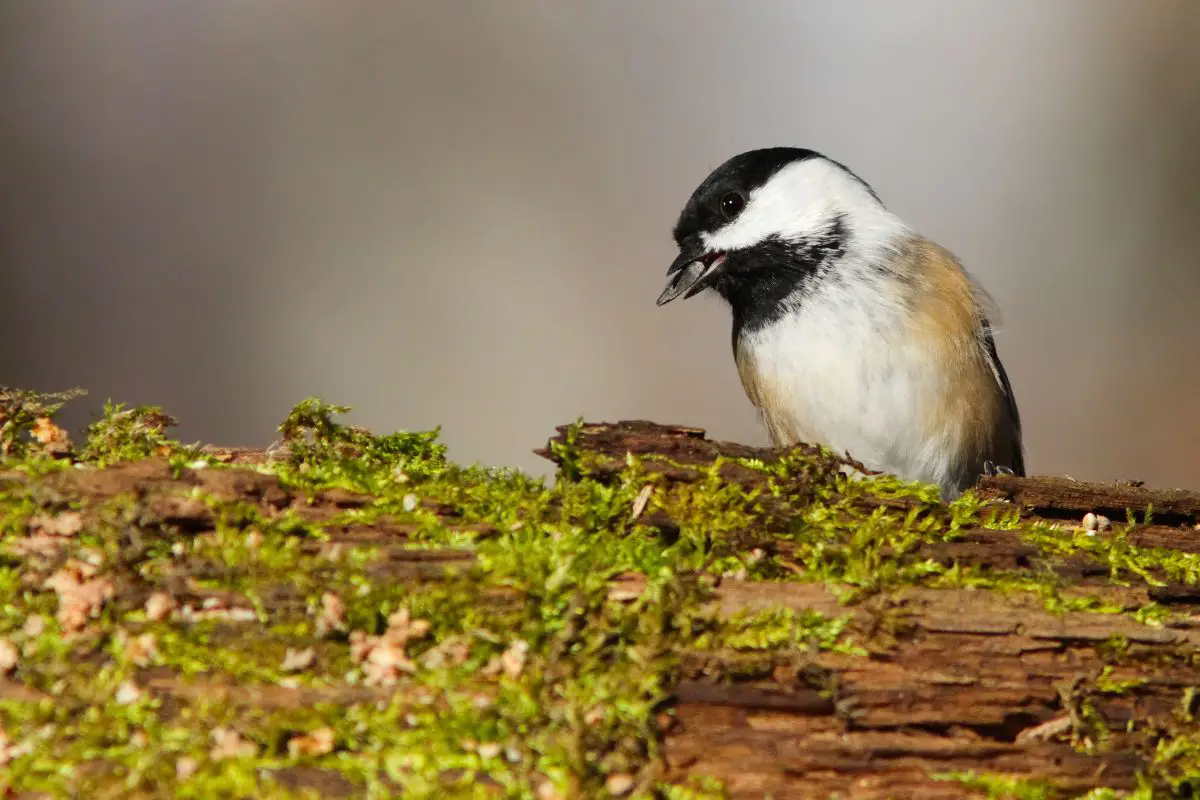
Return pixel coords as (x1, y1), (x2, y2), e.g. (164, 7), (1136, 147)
(732, 285), (990, 490)
(728, 234), (1013, 496)
(736, 310), (931, 458)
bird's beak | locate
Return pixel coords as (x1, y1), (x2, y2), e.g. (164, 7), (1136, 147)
(656, 249), (728, 306)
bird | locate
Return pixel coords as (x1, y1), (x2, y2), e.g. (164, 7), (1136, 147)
(655, 147), (1024, 499)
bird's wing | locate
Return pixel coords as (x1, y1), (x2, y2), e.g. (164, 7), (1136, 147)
(978, 318), (1025, 476)
(964, 272), (1025, 476)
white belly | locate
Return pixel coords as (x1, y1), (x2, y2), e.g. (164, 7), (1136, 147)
(736, 296), (960, 492)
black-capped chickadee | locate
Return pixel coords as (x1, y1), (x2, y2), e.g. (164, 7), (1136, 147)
(656, 147), (1024, 498)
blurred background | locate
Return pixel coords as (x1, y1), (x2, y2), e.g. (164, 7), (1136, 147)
(2, 1), (1199, 487)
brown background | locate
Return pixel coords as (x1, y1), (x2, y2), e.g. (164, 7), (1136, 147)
(2, 1), (1198, 487)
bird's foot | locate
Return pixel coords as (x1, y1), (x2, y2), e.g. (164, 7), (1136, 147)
(982, 460), (1016, 477)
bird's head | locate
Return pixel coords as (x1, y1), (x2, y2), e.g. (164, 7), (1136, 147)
(656, 148), (900, 324)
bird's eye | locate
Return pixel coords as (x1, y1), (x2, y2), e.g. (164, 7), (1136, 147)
(719, 192), (746, 218)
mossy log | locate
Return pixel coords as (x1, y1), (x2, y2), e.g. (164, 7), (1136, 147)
(536, 422), (1200, 799)
(2, 397), (1200, 799)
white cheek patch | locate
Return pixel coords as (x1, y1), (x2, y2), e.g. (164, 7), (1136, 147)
(700, 158), (887, 253)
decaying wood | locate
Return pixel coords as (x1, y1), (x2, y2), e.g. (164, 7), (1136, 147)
(6, 421), (1200, 797)
(977, 474), (1200, 526)
(3, 458), (480, 565)
(538, 421), (1200, 798)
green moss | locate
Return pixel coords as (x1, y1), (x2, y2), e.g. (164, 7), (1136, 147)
(1, 397), (729, 796)
(932, 770), (1157, 800)
(1153, 733), (1200, 794)
(932, 770), (1060, 799)
(693, 607), (865, 657)
(658, 775), (727, 800)
(660, 452), (1192, 625)
(276, 397), (447, 489)
(78, 400), (201, 466)
(1094, 666), (1149, 696)
(0, 385), (85, 465)
(1, 390), (1199, 797)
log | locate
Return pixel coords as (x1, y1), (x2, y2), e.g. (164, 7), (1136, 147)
(3, 411), (1200, 798)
